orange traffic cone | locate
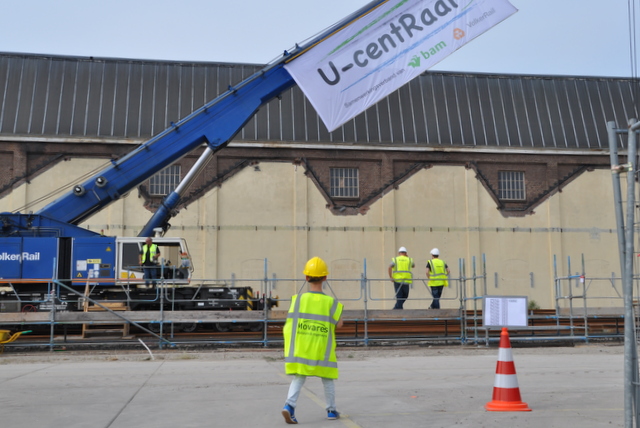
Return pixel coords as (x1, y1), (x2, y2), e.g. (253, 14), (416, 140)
(485, 328), (531, 411)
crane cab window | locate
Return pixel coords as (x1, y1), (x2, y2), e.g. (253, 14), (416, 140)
(120, 241), (187, 280)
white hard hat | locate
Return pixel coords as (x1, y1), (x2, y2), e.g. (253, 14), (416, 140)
(398, 247), (407, 253)
(430, 248), (440, 256)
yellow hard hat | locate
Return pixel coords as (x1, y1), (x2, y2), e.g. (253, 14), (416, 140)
(303, 257), (329, 277)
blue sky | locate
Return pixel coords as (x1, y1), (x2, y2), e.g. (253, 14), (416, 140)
(0, 0), (637, 77)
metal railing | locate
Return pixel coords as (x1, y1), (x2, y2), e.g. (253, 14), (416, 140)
(0, 255), (630, 351)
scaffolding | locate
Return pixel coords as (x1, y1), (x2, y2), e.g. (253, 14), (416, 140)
(0, 254), (629, 353)
(608, 119), (640, 428)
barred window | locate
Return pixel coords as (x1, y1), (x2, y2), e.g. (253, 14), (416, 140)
(330, 168), (359, 198)
(498, 171), (525, 200)
(149, 165), (181, 196)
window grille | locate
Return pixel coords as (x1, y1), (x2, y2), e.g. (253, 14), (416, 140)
(330, 168), (359, 198)
(498, 171), (525, 200)
(149, 165), (181, 196)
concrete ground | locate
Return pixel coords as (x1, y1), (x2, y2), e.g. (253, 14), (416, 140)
(0, 342), (626, 428)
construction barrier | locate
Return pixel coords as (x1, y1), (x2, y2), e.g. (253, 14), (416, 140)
(485, 327), (531, 412)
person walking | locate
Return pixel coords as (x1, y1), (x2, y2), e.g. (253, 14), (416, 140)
(139, 237), (160, 286)
(282, 256), (344, 424)
(426, 248), (450, 309)
(388, 247), (415, 310)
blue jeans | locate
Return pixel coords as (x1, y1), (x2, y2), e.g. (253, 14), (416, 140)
(285, 375), (337, 412)
(393, 282), (410, 309)
(143, 264), (159, 286)
(429, 286), (444, 309)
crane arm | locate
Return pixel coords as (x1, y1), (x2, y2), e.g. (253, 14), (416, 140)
(33, 1), (389, 227)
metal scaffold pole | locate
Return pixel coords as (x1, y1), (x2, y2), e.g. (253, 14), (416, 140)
(608, 119), (640, 428)
(609, 122), (627, 284)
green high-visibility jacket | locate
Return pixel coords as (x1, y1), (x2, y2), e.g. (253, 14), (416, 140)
(391, 255), (414, 284)
(283, 292), (343, 379)
(427, 258), (449, 287)
(141, 244), (159, 265)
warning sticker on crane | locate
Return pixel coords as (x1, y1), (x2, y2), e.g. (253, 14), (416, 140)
(285, 0), (517, 132)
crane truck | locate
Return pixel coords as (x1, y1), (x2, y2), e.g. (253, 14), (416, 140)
(0, 1), (391, 315)
(0, 0), (512, 317)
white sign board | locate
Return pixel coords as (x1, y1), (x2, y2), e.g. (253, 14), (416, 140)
(482, 296), (528, 327)
(285, 0), (518, 131)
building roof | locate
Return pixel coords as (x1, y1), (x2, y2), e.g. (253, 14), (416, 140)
(0, 52), (637, 149)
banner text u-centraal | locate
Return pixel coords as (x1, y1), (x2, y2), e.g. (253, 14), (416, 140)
(317, 0), (460, 86)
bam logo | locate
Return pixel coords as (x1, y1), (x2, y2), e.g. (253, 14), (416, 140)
(408, 41), (447, 68)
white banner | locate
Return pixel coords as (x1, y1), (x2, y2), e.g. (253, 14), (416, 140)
(285, 0), (518, 132)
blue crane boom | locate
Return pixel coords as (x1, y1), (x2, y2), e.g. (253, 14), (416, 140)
(38, 64), (294, 230)
(23, 0), (388, 235)
(0, 1), (388, 292)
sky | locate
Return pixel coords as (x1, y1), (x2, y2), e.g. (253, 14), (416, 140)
(0, 0), (638, 78)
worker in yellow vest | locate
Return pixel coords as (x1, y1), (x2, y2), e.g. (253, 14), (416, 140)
(426, 248), (450, 309)
(282, 257), (344, 424)
(139, 237), (160, 287)
(388, 247), (415, 309)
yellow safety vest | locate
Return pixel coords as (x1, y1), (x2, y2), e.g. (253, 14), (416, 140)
(391, 256), (413, 284)
(283, 292), (343, 379)
(427, 258), (449, 287)
(141, 244), (158, 264)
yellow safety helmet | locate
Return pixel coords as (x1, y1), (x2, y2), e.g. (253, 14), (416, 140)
(303, 256), (329, 277)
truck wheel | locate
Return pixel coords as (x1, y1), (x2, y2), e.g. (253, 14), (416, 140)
(180, 323), (198, 333)
(248, 323), (264, 332)
(215, 323), (230, 332)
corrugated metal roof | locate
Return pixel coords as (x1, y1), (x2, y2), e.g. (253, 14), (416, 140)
(0, 52), (637, 149)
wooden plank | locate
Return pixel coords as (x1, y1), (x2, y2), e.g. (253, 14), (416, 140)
(0, 310), (272, 324)
(0, 307), (626, 325)
(557, 307), (624, 316)
(86, 302), (129, 311)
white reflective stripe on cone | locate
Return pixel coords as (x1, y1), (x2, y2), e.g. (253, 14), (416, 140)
(498, 347), (513, 362)
(494, 374), (520, 389)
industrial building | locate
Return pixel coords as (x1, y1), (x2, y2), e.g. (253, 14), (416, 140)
(0, 52), (637, 309)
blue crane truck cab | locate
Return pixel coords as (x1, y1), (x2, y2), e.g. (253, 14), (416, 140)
(0, 234), (191, 312)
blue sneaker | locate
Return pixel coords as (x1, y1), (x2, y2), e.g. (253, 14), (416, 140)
(282, 404), (298, 424)
(327, 409), (340, 420)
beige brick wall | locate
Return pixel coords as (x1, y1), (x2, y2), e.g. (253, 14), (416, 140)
(6, 158), (621, 311)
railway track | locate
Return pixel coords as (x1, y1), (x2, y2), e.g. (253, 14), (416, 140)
(3, 309), (625, 350)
